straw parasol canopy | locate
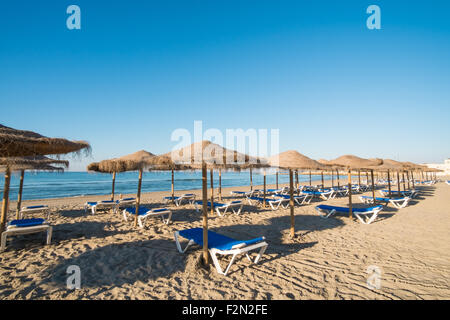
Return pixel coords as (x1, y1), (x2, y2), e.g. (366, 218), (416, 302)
(165, 140), (268, 265)
(367, 159), (405, 197)
(87, 150), (171, 227)
(327, 155), (383, 219)
(1, 125), (90, 232)
(163, 140), (265, 170)
(269, 150), (327, 238)
(0, 124), (91, 158)
(0, 155), (69, 168)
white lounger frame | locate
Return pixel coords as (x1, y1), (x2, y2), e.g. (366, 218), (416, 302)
(194, 201), (244, 216)
(1, 224), (52, 252)
(164, 194), (196, 206)
(315, 206), (383, 224)
(174, 231), (268, 276)
(359, 196), (411, 209)
(247, 197), (290, 210)
(84, 201), (118, 214)
(19, 206), (50, 220)
(123, 208), (172, 228)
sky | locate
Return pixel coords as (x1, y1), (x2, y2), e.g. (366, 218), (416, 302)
(1, 0), (449, 171)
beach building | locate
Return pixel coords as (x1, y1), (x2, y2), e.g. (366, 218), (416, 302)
(424, 158), (450, 176)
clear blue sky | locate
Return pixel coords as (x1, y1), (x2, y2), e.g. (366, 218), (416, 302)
(1, 0), (449, 171)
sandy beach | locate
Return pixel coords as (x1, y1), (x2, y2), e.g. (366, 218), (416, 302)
(0, 178), (449, 300)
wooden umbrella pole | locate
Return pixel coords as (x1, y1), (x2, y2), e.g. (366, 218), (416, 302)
(289, 169), (295, 238)
(321, 171), (324, 190)
(331, 170), (334, 187)
(218, 169), (222, 202)
(171, 169), (175, 204)
(337, 170), (340, 188)
(358, 170), (361, 187)
(371, 170), (376, 204)
(366, 172), (369, 186)
(0, 166), (11, 232)
(411, 171), (415, 189)
(250, 168), (253, 191)
(402, 172), (406, 191)
(387, 170), (392, 198)
(276, 171), (279, 190)
(406, 171), (410, 190)
(16, 169), (25, 219)
(263, 170), (266, 208)
(295, 170), (299, 190)
(133, 169), (143, 227)
(397, 171), (401, 193)
(111, 171), (116, 201)
(210, 169), (214, 215)
(296, 170), (300, 195)
(348, 170), (353, 219)
(202, 162), (209, 265)
(309, 171), (311, 186)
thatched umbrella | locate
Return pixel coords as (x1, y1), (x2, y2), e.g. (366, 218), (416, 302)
(368, 160), (404, 198)
(1, 156), (69, 219)
(269, 150), (326, 238)
(327, 155), (382, 218)
(165, 140), (267, 264)
(0, 124), (90, 158)
(0, 125), (90, 231)
(89, 150), (179, 227)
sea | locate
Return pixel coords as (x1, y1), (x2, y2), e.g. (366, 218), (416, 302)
(0, 170), (327, 201)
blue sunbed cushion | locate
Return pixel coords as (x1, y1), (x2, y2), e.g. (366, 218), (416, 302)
(124, 207), (149, 215)
(86, 201), (98, 206)
(164, 196), (180, 200)
(316, 205), (382, 213)
(120, 198), (135, 201)
(195, 200), (223, 207)
(178, 227), (264, 251)
(9, 218), (45, 228)
(24, 205), (47, 209)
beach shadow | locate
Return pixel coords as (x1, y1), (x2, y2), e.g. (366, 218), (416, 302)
(58, 209), (87, 218)
(39, 238), (187, 289)
(52, 221), (132, 242)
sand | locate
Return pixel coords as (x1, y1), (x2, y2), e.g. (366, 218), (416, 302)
(0, 178), (449, 300)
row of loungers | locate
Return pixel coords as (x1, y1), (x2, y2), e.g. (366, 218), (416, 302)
(2, 183), (425, 276)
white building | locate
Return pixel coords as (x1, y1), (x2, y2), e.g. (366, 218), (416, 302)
(424, 159), (450, 176)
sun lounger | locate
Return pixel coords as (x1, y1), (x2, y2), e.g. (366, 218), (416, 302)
(19, 205), (50, 220)
(84, 200), (118, 214)
(301, 190), (336, 200)
(117, 197), (136, 208)
(194, 200), (244, 216)
(315, 204), (383, 224)
(0, 218), (52, 252)
(359, 195), (411, 209)
(122, 206), (172, 228)
(275, 193), (313, 205)
(230, 190), (254, 198)
(379, 189), (419, 198)
(247, 196), (290, 210)
(163, 193), (196, 206)
(174, 227), (268, 276)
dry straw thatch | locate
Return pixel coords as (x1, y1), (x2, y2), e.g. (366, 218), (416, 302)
(87, 150), (190, 173)
(0, 155), (69, 169)
(0, 124), (91, 158)
(327, 154), (383, 170)
(162, 140), (268, 170)
(268, 150), (326, 170)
